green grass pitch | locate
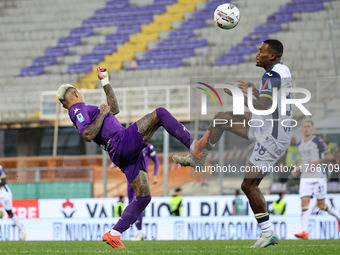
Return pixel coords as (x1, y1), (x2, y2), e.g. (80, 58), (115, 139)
(0, 240), (339, 254)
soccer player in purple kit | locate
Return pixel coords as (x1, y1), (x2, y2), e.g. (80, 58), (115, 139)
(56, 66), (193, 249)
(129, 143), (159, 241)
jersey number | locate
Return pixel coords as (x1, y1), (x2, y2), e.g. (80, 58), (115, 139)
(254, 143), (266, 155)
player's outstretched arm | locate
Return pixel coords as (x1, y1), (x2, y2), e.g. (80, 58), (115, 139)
(82, 103), (110, 142)
(97, 66), (119, 115)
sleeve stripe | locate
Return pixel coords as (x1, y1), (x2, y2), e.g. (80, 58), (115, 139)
(259, 94), (273, 100)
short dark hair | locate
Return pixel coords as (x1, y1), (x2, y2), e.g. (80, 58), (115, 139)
(175, 187), (182, 192)
(263, 39), (283, 58)
(235, 189), (240, 196)
(119, 195), (124, 200)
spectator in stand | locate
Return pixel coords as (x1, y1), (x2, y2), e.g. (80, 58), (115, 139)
(232, 189), (246, 215)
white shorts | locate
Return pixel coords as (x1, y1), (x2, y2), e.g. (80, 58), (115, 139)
(0, 185), (13, 211)
(299, 178), (327, 200)
(247, 114), (290, 172)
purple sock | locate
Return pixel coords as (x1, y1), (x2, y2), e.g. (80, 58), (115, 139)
(113, 196), (151, 234)
(156, 107), (193, 149)
(135, 213), (143, 230)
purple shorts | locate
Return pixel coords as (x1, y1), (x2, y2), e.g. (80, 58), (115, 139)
(107, 122), (147, 183)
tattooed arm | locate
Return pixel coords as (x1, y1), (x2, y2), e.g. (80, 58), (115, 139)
(82, 103), (110, 142)
(103, 84), (119, 115)
(97, 66), (119, 115)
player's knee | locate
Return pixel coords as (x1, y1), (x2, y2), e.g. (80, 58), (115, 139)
(241, 181), (249, 194)
(155, 107), (169, 117)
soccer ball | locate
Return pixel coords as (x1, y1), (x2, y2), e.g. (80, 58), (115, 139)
(214, 3), (240, 30)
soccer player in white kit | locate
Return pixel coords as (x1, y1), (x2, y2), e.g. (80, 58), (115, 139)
(294, 119), (340, 239)
(0, 165), (26, 240)
(173, 39), (293, 248)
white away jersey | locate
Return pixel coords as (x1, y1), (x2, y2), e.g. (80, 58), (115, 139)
(251, 63), (294, 154)
(297, 135), (329, 178)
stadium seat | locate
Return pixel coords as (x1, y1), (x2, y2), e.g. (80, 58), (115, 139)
(178, 20), (207, 30)
(131, 59), (183, 69)
(267, 13), (295, 23)
(69, 28), (94, 38)
(44, 47), (70, 57)
(17, 66), (45, 76)
(165, 31), (195, 41)
(103, 34), (130, 44)
(32, 57), (57, 67)
(253, 24), (282, 34)
(57, 37), (82, 47)
(65, 63), (92, 74)
(80, 53), (106, 64)
(213, 55), (244, 65)
(142, 49), (196, 60)
(92, 45), (117, 54)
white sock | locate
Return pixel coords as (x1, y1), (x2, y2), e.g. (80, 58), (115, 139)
(11, 215), (23, 231)
(137, 229), (143, 235)
(255, 213), (273, 237)
(208, 140), (215, 148)
(110, 229), (121, 236)
(324, 205), (340, 220)
(190, 140), (196, 154)
(301, 207), (309, 232)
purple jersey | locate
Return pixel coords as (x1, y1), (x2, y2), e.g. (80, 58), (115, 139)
(142, 144), (159, 176)
(69, 103), (125, 148)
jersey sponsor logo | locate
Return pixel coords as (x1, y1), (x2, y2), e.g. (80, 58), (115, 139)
(254, 158), (261, 161)
(266, 72), (273, 77)
(76, 113), (85, 123)
(262, 79), (272, 90)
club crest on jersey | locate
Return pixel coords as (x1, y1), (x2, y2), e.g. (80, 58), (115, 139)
(76, 113), (85, 123)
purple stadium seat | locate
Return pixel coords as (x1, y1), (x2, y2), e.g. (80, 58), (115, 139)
(32, 57), (57, 67)
(227, 45), (257, 56)
(57, 37), (81, 47)
(65, 64), (92, 74)
(44, 47), (69, 57)
(142, 49), (195, 60)
(165, 31), (195, 41)
(80, 54), (105, 64)
(267, 13), (294, 23)
(104, 34), (130, 44)
(156, 39), (208, 50)
(191, 10), (213, 20)
(94, 6), (165, 17)
(132, 59), (183, 69)
(179, 20), (206, 30)
(17, 66), (45, 76)
(242, 35), (269, 45)
(69, 28), (94, 38)
(254, 25), (282, 34)
(153, 0), (177, 6)
(116, 25), (141, 35)
(105, 0), (129, 9)
(279, 3), (323, 13)
(92, 45), (117, 54)
(213, 56), (244, 65)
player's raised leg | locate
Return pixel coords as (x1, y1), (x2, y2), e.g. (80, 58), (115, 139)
(136, 107), (193, 150)
(103, 171), (151, 249)
(241, 169), (279, 248)
(173, 112), (250, 168)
